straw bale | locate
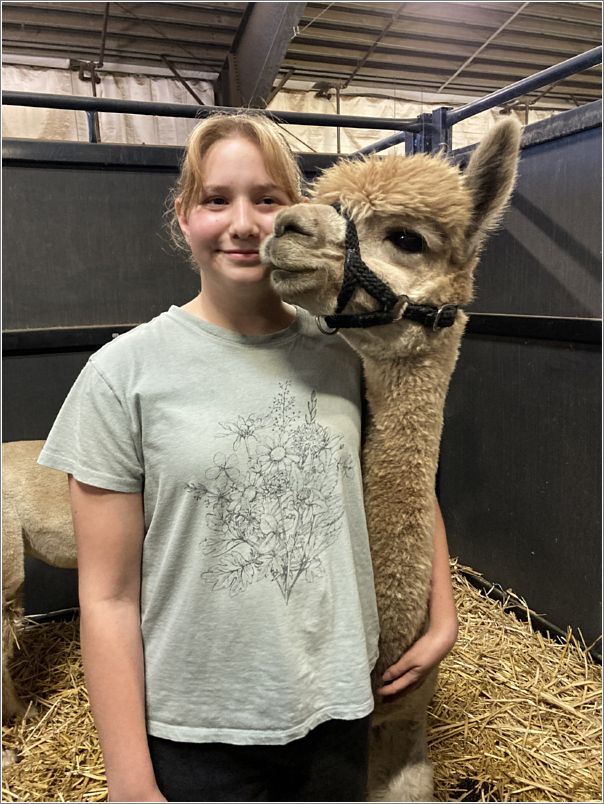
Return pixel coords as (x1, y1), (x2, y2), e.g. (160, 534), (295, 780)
(429, 561), (602, 802)
(2, 563), (601, 802)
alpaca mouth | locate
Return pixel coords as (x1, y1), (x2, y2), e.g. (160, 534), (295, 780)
(261, 236), (311, 273)
(271, 266), (314, 278)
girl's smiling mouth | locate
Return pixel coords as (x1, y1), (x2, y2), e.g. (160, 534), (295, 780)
(222, 250), (261, 261)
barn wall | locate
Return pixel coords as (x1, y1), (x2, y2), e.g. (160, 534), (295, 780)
(440, 103), (602, 645)
(2, 142), (198, 330)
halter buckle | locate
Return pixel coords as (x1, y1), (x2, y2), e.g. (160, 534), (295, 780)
(432, 303), (457, 331)
(393, 295), (410, 321)
(315, 316), (339, 335)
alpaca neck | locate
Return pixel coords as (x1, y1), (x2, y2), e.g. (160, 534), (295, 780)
(360, 342), (461, 668)
(363, 348), (458, 458)
(361, 349), (457, 552)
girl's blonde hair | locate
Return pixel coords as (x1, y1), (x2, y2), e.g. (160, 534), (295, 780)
(167, 112), (303, 258)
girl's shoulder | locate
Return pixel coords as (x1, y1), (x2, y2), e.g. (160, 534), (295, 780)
(88, 307), (183, 383)
(94, 307), (182, 358)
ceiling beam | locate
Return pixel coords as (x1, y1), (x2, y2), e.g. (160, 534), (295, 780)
(342, 2), (405, 89)
(217, 2), (306, 107)
(437, 2), (530, 93)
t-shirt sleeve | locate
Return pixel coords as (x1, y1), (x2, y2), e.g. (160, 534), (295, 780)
(37, 358), (143, 493)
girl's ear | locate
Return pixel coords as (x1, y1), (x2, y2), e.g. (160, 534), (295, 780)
(175, 197), (190, 244)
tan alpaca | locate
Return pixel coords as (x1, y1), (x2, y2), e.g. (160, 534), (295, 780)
(2, 440), (76, 723)
(262, 118), (522, 801)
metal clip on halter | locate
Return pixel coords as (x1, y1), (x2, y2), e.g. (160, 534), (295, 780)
(393, 295), (410, 321)
(432, 303), (458, 331)
(315, 316), (339, 335)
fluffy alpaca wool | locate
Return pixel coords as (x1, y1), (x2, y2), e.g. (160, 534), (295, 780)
(2, 440), (76, 722)
(263, 117), (522, 801)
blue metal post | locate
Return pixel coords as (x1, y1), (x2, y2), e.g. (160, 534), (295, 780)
(365, 110), (451, 156)
(86, 111), (100, 143)
(430, 107), (452, 154)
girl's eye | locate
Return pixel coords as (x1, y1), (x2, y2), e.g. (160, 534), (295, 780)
(259, 197), (278, 206)
(205, 197), (228, 206)
(386, 230), (426, 254)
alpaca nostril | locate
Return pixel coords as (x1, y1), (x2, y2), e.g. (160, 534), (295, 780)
(284, 220), (312, 237)
(274, 215), (313, 239)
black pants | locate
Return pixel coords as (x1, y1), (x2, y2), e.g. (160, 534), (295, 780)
(147, 715), (371, 802)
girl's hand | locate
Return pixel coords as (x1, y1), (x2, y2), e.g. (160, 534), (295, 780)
(376, 621), (458, 699)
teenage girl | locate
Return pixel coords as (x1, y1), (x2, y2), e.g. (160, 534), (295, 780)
(39, 113), (457, 802)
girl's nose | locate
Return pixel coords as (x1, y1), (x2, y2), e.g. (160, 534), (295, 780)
(229, 199), (260, 239)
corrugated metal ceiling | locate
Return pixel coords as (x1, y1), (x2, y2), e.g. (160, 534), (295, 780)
(2, 2), (601, 109)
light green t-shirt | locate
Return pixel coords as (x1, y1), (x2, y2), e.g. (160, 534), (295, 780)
(39, 305), (379, 745)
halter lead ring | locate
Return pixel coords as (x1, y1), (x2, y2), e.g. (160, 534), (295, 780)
(315, 316), (339, 335)
(315, 206), (459, 336)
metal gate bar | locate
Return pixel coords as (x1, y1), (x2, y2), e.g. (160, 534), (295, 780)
(356, 46), (602, 156)
(1, 91), (419, 132)
(448, 46), (602, 126)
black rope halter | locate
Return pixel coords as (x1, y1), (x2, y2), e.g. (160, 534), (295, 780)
(316, 206), (459, 335)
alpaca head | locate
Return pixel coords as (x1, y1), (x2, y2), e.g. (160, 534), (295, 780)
(262, 118), (521, 360)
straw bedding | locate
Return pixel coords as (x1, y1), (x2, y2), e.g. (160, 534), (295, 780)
(2, 562), (601, 803)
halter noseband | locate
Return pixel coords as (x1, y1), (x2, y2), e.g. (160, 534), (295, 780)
(315, 206), (459, 336)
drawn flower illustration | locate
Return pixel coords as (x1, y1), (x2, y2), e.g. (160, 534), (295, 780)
(186, 382), (352, 603)
(269, 381), (297, 432)
(261, 469), (291, 499)
(204, 482), (232, 509)
(256, 436), (298, 472)
(257, 513), (284, 550)
(242, 485), (257, 503)
(218, 413), (265, 454)
(185, 481), (207, 501)
(206, 452), (240, 483)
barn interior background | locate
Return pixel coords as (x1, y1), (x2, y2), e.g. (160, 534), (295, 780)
(2, 2), (602, 801)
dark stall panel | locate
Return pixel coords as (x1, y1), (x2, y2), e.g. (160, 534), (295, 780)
(440, 335), (601, 645)
(3, 351), (93, 441)
(466, 104), (602, 318)
(4, 166), (193, 327)
(24, 559), (79, 618)
(439, 105), (602, 645)
(2, 144), (199, 330)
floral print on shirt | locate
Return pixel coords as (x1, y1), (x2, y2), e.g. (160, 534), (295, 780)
(185, 381), (353, 602)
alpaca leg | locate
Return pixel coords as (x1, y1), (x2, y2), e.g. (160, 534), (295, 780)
(2, 482), (27, 724)
(369, 668), (437, 801)
(2, 668), (26, 723)
(369, 716), (433, 802)
(2, 601), (27, 723)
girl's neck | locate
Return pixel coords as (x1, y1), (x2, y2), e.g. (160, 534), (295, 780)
(181, 289), (296, 336)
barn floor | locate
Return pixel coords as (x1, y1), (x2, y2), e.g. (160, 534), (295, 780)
(2, 561), (601, 803)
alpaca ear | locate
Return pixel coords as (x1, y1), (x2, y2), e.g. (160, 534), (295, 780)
(463, 116), (522, 256)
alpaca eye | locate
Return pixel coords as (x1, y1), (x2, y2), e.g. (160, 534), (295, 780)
(387, 230), (426, 254)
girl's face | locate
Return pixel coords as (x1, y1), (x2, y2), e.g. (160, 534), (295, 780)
(177, 136), (291, 289)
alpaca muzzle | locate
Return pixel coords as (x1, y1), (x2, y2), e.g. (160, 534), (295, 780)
(316, 206), (459, 335)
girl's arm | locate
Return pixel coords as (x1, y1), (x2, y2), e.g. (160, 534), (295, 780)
(69, 477), (166, 803)
(377, 496), (458, 697)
